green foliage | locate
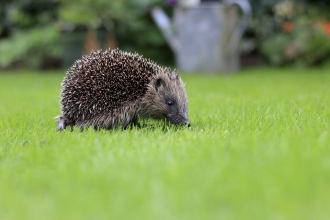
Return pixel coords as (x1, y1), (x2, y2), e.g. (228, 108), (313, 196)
(58, 0), (128, 31)
(5, 0), (58, 28)
(0, 0), (59, 69)
(58, 0), (162, 31)
(0, 0), (172, 69)
(0, 26), (60, 69)
(1, 68), (330, 219)
(58, 0), (173, 66)
(249, 0), (330, 67)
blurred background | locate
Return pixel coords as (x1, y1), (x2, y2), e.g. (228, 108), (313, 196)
(0, 0), (329, 72)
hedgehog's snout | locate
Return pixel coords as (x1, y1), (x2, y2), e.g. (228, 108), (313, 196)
(180, 120), (191, 127)
(167, 113), (190, 127)
(180, 117), (190, 127)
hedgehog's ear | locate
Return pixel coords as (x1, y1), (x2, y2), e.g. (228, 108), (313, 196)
(155, 78), (164, 91)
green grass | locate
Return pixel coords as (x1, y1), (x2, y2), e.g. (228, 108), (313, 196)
(0, 68), (330, 220)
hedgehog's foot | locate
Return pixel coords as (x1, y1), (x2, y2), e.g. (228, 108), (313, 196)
(57, 116), (66, 131)
(131, 116), (141, 128)
(57, 117), (74, 131)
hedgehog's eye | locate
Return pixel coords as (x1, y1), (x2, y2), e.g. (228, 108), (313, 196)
(166, 100), (173, 106)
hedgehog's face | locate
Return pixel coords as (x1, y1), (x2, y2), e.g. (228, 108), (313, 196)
(148, 71), (190, 127)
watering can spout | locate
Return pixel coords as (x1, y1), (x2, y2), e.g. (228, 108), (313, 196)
(150, 7), (179, 52)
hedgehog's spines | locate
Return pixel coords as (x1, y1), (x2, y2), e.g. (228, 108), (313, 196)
(59, 48), (189, 130)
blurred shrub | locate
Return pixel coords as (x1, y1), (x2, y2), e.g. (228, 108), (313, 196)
(0, 0), (59, 69)
(58, 0), (128, 31)
(0, 26), (60, 69)
(58, 0), (174, 66)
(0, 0), (173, 70)
(248, 0), (330, 67)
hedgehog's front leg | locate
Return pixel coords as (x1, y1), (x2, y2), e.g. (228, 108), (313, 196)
(131, 116), (141, 128)
(123, 115), (140, 130)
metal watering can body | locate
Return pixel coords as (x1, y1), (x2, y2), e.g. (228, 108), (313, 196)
(151, 0), (251, 73)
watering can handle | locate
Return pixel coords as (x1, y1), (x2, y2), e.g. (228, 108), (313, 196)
(223, 0), (252, 55)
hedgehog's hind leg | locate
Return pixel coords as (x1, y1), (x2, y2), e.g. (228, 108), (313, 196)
(57, 116), (74, 131)
(57, 116), (66, 131)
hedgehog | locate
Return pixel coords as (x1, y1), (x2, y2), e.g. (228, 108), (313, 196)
(57, 48), (190, 131)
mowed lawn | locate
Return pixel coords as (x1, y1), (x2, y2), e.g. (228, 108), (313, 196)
(0, 68), (329, 220)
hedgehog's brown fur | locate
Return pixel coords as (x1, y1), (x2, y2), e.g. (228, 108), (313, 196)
(57, 48), (189, 130)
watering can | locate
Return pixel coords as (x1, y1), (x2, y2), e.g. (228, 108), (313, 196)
(151, 0), (251, 73)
